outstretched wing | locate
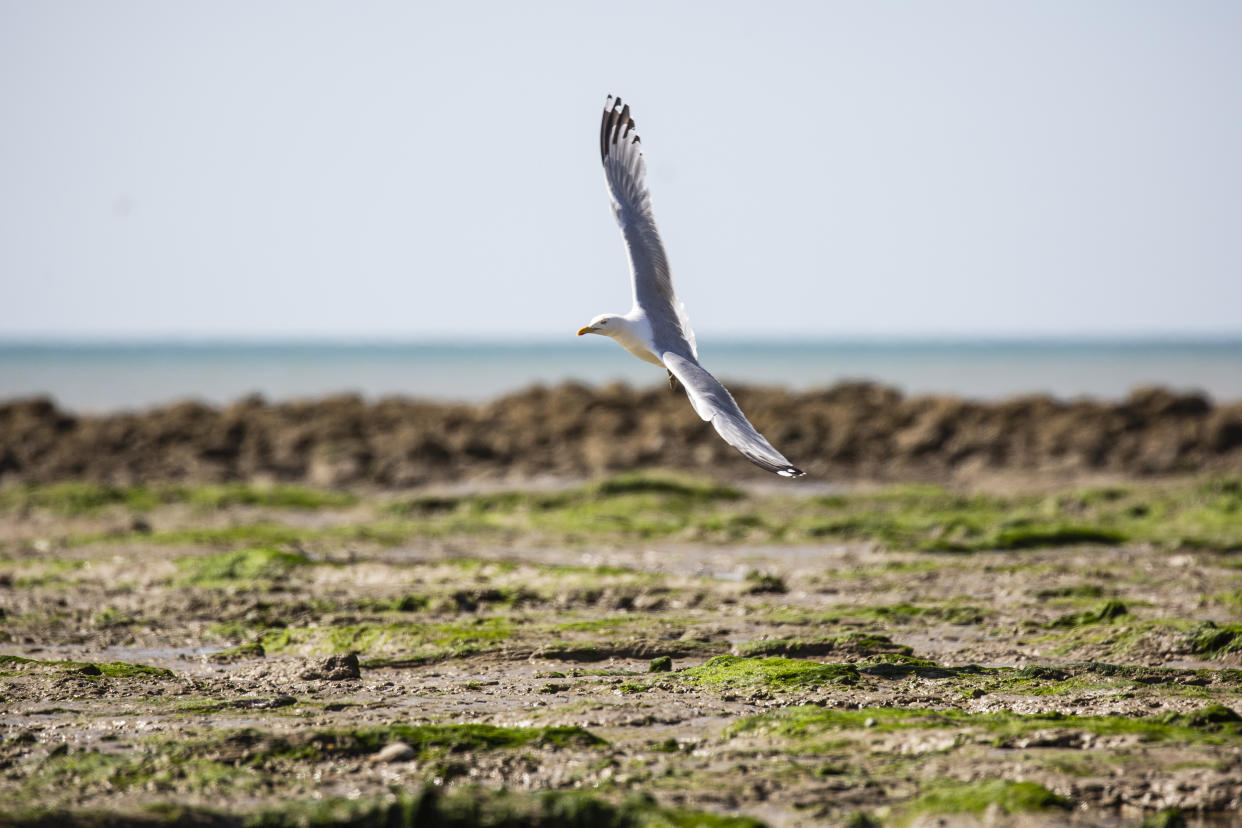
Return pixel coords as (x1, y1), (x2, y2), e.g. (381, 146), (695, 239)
(600, 96), (696, 358)
(663, 352), (805, 478)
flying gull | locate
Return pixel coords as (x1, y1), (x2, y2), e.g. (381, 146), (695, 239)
(577, 96), (805, 478)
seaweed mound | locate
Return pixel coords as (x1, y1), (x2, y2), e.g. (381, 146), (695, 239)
(2, 382), (1240, 485)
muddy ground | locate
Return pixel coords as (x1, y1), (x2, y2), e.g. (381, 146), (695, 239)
(0, 473), (1240, 826)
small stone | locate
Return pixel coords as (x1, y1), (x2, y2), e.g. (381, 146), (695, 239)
(648, 656), (673, 673)
(232, 695), (296, 710)
(863, 717), (877, 728)
(299, 652), (361, 681)
(371, 741), (416, 764)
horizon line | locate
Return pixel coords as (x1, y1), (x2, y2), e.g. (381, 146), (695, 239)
(1, 332), (1241, 347)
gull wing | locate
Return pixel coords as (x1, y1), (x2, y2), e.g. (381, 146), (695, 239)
(600, 96), (696, 357)
(663, 352), (805, 478)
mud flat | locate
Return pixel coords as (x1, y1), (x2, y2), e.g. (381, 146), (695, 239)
(3, 382), (1242, 487)
(1, 473), (1241, 826)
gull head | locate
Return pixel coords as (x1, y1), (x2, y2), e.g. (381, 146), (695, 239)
(577, 314), (621, 337)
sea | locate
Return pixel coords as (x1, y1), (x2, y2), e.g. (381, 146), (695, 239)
(1, 339), (1239, 413)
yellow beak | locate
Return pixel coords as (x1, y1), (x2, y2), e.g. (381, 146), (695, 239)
(576, 326), (594, 336)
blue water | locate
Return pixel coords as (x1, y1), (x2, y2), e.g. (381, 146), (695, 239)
(1, 339), (1239, 413)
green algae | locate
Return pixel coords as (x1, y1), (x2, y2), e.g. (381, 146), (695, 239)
(76, 520), (413, 551)
(533, 640), (719, 663)
(384, 472), (745, 542)
(355, 593), (433, 613)
(0, 482), (356, 515)
(10, 558), (90, 588)
(1030, 615), (1202, 661)
(591, 472), (742, 501)
(806, 478), (1242, 551)
(903, 779), (1071, 819)
(860, 602), (990, 626)
(22, 750), (253, 799)
(728, 703), (1242, 748)
(741, 571), (787, 594)
(9, 475), (1242, 827)
(181, 484), (357, 510)
(248, 617), (518, 661)
(1187, 620), (1242, 656)
(1140, 808), (1189, 828)
(389, 474), (1242, 550)
(43, 474), (1242, 552)
(1162, 704), (1242, 729)
(1047, 599), (1129, 628)
(856, 653), (977, 680)
(0, 655), (173, 680)
(1212, 587), (1242, 611)
(1035, 583), (1108, 600)
(176, 546), (312, 585)
(91, 607), (137, 628)
(0, 482), (165, 515)
(682, 656), (859, 691)
(754, 601), (991, 630)
(2, 786), (765, 828)
(819, 654), (1242, 697)
(734, 633), (911, 659)
(288, 722), (608, 759)
(978, 660), (1242, 700)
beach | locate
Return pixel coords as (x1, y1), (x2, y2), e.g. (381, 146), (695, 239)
(1, 380), (1241, 826)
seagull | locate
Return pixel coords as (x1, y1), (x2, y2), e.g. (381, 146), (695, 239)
(577, 96), (805, 478)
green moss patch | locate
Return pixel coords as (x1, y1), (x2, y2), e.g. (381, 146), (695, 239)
(0, 482), (355, 515)
(533, 640), (719, 663)
(734, 634), (911, 659)
(176, 546), (313, 584)
(48, 474), (1242, 552)
(728, 703), (1242, 748)
(904, 779), (1071, 819)
(10, 558), (90, 588)
(22, 750), (253, 799)
(1047, 599), (1130, 628)
(591, 472), (742, 501)
(181, 484), (357, 510)
(165, 723), (606, 767)
(0, 655), (173, 680)
(861, 603), (991, 626)
(252, 618), (517, 662)
(682, 656), (859, 691)
(3, 786), (764, 828)
(292, 723), (607, 760)
(954, 661), (1242, 698)
(0, 482), (164, 515)
(807, 479), (1242, 552)
(149, 521), (409, 549)
(1187, 621), (1242, 656)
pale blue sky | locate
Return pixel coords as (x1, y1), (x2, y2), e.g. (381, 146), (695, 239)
(2, 1), (1240, 340)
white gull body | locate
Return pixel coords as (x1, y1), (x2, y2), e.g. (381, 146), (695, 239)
(577, 96), (805, 478)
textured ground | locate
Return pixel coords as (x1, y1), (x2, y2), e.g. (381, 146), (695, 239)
(4, 382), (1242, 488)
(1, 474), (1240, 827)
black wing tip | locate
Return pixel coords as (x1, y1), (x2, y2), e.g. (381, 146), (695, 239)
(600, 95), (639, 162)
(746, 453), (806, 478)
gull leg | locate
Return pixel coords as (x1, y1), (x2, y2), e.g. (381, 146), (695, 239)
(667, 370), (681, 392)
